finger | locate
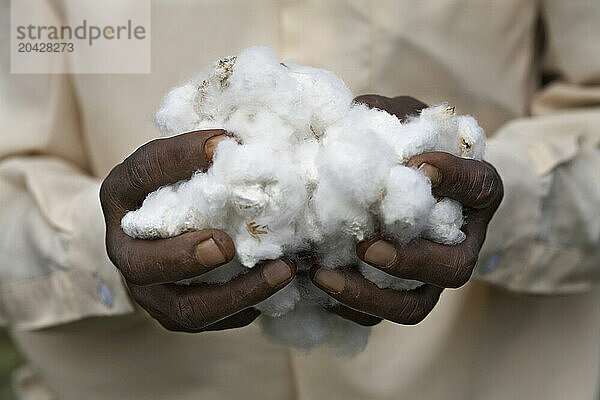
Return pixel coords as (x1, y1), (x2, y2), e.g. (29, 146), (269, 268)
(311, 267), (443, 325)
(325, 303), (382, 327)
(130, 258), (296, 330)
(107, 228), (236, 286)
(356, 210), (487, 288)
(390, 95), (428, 121)
(140, 302), (188, 332)
(407, 152), (504, 210)
(354, 95), (427, 122)
(356, 153), (503, 288)
(200, 308), (261, 332)
(101, 129), (231, 215)
(137, 296), (259, 332)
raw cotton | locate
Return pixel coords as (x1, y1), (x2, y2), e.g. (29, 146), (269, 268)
(122, 46), (485, 354)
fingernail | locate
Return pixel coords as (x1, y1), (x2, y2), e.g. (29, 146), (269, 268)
(204, 134), (229, 161)
(419, 163), (441, 187)
(195, 238), (227, 267)
(262, 260), (293, 287)
(313, 268), (345, 294)
(363, 240), (397, 268)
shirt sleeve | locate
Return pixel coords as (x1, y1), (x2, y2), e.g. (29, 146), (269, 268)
(0, 0), (133, 330)
(474, 0), (600, 294)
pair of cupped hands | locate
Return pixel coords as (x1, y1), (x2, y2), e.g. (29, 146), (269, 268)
(100, 95), (503, 332)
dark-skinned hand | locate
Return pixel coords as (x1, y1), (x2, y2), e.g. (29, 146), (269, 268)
(100, 130), (296, 332)
(311, 95), (504, 326)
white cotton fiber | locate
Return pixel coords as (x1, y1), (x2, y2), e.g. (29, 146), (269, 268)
(122, 46), (486, 353)
(381, 166), (436, 243)
(422, 198), (466, 245)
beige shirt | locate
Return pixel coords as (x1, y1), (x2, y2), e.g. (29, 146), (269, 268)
(1, 0), (599, 399)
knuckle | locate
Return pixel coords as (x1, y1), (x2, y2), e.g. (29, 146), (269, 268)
(446, 250), (477, 288)
(124, 153), (153, 194)
(491, 169), (504, 208)
(447, 268), (472, 289)
(401, 288), (441, 324)
(167, 243), (196, 272)
(479, 167), (496, 200)
(473, 163), (502, 208)
(460, 247), (479, 271)
(124, 140), (187, 195)
(448, 160), (471, 192)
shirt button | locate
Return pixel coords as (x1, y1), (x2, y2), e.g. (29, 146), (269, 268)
(97, 282), (114, 308)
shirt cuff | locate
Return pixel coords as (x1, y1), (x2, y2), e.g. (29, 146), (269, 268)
(475, 125), (587, 294)
(0, 182), (134, 330)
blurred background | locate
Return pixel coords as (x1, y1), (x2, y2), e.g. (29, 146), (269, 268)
(0, 329), (22, 399)
(1, 1), (599, 399)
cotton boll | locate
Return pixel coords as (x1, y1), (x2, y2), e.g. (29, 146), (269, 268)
(381, 166), (436, 243)
(233, 212), (303, 267)
(255, 273), (335, 319)
(212, 141), (307, 223)
(357, 261), (423, 291)
(314, 130), (384, 242)
(293, 140), (320, 192)
(318, 127), (393, 206)
(154, 81), (200, 137)
(223, 47), (309, 129)
(121, 174), (228, 239)
(314, 236), (358, 270)
(455, 115), (486, 159)
(121, 137), (232, 239)
(121, 185), (182, 239)
(260, 304), (339, 351)
(124, 46), (487, 353)
(324, 317), (371, 358)
(295, 274), (338, 309)
(420, 103), (459, 149)
(340, 104), (438, 164)
(187, 173), (230, 230)
(312, 183), (373, 241)
(234, 230), (285, 267)
(224, 109), (296, 149)
(334, 105), (401, 149)
(425, 105), (486, 160)
(193, 56), (237, 120)
(262, 287), (371, 356)
(392, 114), (440, 162)
(256, 280), (302, 317)
(286, 62), (354, 134)
(212, 141), (307, 267)
(422, 198), (466, 245)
